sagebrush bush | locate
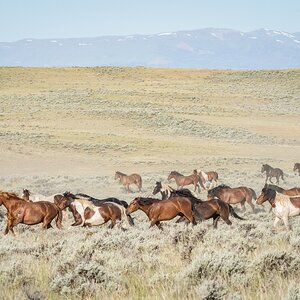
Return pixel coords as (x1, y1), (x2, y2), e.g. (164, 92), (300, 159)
(195, 279), (227, 300)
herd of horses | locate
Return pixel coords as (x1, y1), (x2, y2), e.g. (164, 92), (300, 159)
(0, 163), (299, 235)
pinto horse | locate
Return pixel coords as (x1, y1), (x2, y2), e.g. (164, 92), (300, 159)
(153, 182), (244, 228)
(167, 170), (204, 192)
(197, 170), (218, 190)
(207, 184), (256, 211)
(257, 187), (300, 230)
(67, 192), (134, 226)
(0, 191), (62, 235)
(294, 163), (300, 176)
(115, 171), (142, 192)
(126, 196), (195, 228)
(261, 164), (285, 184)
(264, 184), (300, 196)
(55, 195), (129, 228)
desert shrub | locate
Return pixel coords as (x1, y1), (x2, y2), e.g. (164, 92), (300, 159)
(286, 282), (300, 300)
(50, 260), (122, 295)
(195, 279), (227, 300)
(252, 251), (300, 276)
(180, 252), (246, 285)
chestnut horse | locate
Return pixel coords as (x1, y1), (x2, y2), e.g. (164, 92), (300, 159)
(126, 196), (195, 228)
(264, 184), (300, 196)
(261, 164), (285, 184)
(55, 195), (129, 228)
(115, 171), (142, 192)
(257, 187), (300, 230)
(167, 170), (204, 192)
(207, 184), (256, 211)
(294, 163), (300, 176)
(0, 191), (62, 235)
(153, 182), (244, 228)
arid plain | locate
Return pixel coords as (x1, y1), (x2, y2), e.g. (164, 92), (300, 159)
(0, 67), (300, 299)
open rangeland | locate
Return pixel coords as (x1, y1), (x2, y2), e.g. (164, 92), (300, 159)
(0, 67), (300, 299)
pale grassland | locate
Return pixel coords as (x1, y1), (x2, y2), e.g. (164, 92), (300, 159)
(0, 67), (300, 299)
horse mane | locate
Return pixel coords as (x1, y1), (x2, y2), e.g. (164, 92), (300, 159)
(137, 197), (160, 206)
(160, 183), (174, 192)
(63, 192), (79, 199)
(171, 189), (203, 203)
(170, 171), (183, 176)
(116, 171), (126, 176)
(264, 184), (285, 193)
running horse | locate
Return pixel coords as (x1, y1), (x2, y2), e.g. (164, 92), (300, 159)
(55, 194), (130, 228)
(261, 164), (285, 184)
(207, 184), (256, 211)
(152, 182), (244, 228)
(293, 163), (300, 176)
(0, 191), (62, 235)
(126, 196), (196, 229)
(167, 170), (205, 192)
(256, 187), (300, 230)
(197, 170), (218, 190)
(115, 171), (142, 192)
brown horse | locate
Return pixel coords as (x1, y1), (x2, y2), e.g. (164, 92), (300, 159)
(152, 184), (244, 228)
(207, 185), (256, 211)
(115, 171), (142, 192)
(126, 196), (195, 228)
(264, 184), (300, 196)
(0, 191), (62, 235)
(197, 170), (219, 189)
(294, 163), (300, 176)
(167, 170), (204, 192)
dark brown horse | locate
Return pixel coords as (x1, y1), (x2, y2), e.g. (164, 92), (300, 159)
(264, 184), (300, 196)
(152, 182), (244, 228)
(261, 164), (285, 184)
(0, 191), (62, 235)
(294, 163), (300, 176)
(207, 185), (256, 211)
(167, 170), (204, 192)
(126, 196), (195, 228)
(115, 171), (142, 192)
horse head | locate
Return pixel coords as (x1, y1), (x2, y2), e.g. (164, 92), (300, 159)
(257, 188), (276, 207)
(152, 181), (162, 195)
(126, 197), (141, 214)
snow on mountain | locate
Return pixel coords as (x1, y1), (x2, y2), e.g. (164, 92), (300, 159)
(0, 28), (299, 69)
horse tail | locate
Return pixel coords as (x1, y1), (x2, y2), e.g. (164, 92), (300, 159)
(249, 188), (257, 200)
(228, 205), (245, 220)
(56, 208), (63, 229)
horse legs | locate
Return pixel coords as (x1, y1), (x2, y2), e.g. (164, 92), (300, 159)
(273, 216), (281, 229)
(213, 215), (220, 228)
(246, 197), (255, 212)
(155, 221), (163, 230)
(240, 200), (246, 212)
(282, 215), (291, 231)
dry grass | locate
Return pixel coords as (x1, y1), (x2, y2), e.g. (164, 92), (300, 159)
(0, 67), (300, 299)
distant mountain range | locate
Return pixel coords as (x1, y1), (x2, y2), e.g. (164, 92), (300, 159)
(1, 28), (300, 69)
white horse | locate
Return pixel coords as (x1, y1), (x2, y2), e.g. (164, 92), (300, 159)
(257, 187), (300, 230)
(70, 198), (130, 228)
(196, 170), (218, 190)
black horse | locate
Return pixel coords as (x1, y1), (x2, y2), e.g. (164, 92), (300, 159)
(261, 164), (285, 184)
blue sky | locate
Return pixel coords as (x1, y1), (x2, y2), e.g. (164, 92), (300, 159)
(0, 0), (299, 41)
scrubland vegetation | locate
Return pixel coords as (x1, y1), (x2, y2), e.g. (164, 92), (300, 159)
(0, 67), (299, 299)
